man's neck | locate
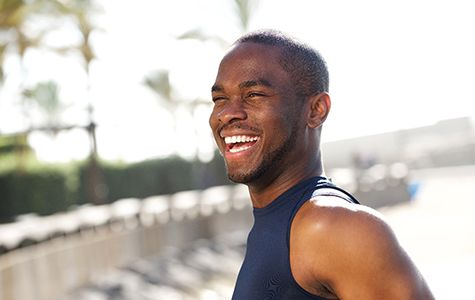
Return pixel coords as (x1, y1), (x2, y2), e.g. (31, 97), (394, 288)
(247, 158), (324, 208)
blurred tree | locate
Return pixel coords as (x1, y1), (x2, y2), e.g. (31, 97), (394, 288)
(0, 133), (33, 171)
(0, 0), (39, 86)
(152, 0), (261, 115)
(52, 0), (106, 204)
(144, 70), (184, 156)
(74, 0), (106, 205)
(144, 70), (208, 154)
(22, 80), (65, 133)
(1, 0), (106, 204)
(0, 43), (5, 84)
(0, 0), (56, 171)
(0, 0), (65, 92)
(177, 0), (259, 45)
(51, 0), (96, 72)
(144, 70), (172, 110)
(144, 69), (211, 188)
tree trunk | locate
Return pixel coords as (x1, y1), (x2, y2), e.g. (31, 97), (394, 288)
(86, 121), (107, 204)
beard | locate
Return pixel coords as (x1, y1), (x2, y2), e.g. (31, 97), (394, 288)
(226, 124), (298, 184)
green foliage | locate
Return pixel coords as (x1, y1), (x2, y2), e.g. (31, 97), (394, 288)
(0, 133), (32, 155)
(0, 134), (35, 173)
(0, 166), (72, 223)
(144, 70), (171, 103)
(77, 155), (229, 204)
(22, 80), (64, 129)
(0, 153), (229, 223)
(23, 81), (60, 114)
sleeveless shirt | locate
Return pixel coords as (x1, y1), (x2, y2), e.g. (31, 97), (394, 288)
(231, 176), (359, 300)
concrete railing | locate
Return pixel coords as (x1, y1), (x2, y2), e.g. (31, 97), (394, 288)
(0, 184), (253, 300)
(0, 167), (412, 300)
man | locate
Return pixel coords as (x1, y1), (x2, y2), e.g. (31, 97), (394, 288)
(209, 30), (434, 299)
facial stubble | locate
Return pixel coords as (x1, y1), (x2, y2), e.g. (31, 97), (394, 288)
(225, 121), (299, 184)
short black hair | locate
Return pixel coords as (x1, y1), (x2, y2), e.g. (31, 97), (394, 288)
(235, 29), (329, 97)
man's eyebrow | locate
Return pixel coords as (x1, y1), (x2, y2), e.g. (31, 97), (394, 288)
(211, 79), (273, 93)
(239, 79), (273, 89)
(211, 84), (224, 93)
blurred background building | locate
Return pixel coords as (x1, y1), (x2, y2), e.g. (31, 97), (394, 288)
(1, 0), (475, 299)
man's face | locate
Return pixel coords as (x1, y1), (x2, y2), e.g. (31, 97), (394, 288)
(209, 42), (303, 184)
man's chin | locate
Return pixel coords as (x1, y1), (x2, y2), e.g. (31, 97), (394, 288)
(227, 172), (252, 184)
(226, 165), (265, 184)
(226, 167), (259, 184)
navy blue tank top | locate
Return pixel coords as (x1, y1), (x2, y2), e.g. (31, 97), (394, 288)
(231, 176), (359, 300)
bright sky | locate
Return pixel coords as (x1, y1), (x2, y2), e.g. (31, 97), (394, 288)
(1, 0), (474, 163)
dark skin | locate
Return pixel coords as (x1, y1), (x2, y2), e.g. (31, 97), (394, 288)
(209, 42), (434, 299)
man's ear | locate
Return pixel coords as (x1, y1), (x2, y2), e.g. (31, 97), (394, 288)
(307, 92), (331, 128)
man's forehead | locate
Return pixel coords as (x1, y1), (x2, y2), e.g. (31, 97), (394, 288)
(211, 43), (288, 92)
(221, 42), (282, 64)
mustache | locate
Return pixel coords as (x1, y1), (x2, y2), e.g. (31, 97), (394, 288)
(217, 122), (261, 135)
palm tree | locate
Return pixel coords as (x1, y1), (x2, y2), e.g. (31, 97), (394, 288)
(1, 0), (31, 85)
(22, 80), (65, 133)
(177, 0), (259, 45)
(144, 69), (210, 156)
(50, 0), (96, 71)
(0, 0), (46, 108)
(144, 70), (172, 110)
(1, 0), (106, 203)
(144, 70), (187, 156)
(0, 0), (52, 170)
(144, 68), (214, 189)
(74, 1), (106, 205)
(0, 43), (6, 84)
(51, 0), (106, 204)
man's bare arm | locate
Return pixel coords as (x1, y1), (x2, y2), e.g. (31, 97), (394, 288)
(291, 197), (435, 299)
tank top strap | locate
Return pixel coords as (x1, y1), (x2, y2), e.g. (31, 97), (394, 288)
(312, 178), (360, 205)
(286, 176), (360, 249)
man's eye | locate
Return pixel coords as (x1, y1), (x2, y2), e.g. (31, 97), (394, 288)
(212, 96), (226, 103)
(247, 92), (264, 98)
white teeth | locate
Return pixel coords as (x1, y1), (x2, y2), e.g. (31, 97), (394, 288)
(224, 135), (258, 144)
(229, 145), (252, 153)
(225, 135), (259, 154)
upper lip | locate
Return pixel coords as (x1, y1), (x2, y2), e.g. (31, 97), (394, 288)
(218, 123), (260, 138)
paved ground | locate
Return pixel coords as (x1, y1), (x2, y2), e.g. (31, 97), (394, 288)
(380, 165), (475, 299)
(66, 165), (475, 299)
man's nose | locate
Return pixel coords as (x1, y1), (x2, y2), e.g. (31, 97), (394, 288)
(217, 99), (247, 124)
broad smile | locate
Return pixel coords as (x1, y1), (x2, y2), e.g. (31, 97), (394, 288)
(223, 135), (260, 154)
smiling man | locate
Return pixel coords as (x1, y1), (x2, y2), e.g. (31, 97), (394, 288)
(209, 30), (434, 300)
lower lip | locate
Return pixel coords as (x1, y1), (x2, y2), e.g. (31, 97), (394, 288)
(224, 141), (258, 159)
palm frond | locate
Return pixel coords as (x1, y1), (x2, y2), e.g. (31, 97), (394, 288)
(177, 28), (229, 48)
(144, 70), (172, 102)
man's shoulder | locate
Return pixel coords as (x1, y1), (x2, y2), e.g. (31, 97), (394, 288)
(291, 194), (397, 258)
(295, 193), (386, 229)
(289, 195), (399, 295)
(290, 194), (434, 299)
